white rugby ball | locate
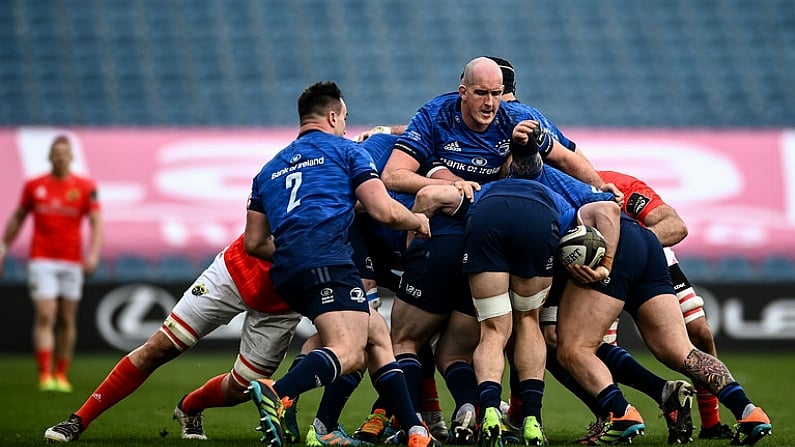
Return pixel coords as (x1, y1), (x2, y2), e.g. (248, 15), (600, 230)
(558, 225), (606, 269)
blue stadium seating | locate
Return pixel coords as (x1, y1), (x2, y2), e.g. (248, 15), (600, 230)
(1, 0), (793, 128)
(113, 254), (154, 282)
(759, 256), (795, 282)
(677, 256), (716, 283)
(713, 256), (758, 283)
(155, 255), (201, 283)
(1, 256), (26, 284)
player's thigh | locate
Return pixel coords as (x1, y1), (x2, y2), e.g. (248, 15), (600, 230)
(168, 258), (248, 341)
(239, 311), (302, 376)
(436, 310), (480, 367)
(557, 283), (624, 350)
(635, 293), (695, 366)
(390, 297), (448, 352)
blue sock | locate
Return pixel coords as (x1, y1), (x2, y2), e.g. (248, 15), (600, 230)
(316, 370), (364, 431)
(286, 354), (306, 405)
(596, 384), (630, 418)
(274, 348), (340, 399)
(517, 379), (545, 424)
(396, 353), (423, 410)
(598, 344), (667, 404)
(444, 361), (479, 415)
(717, 382), (752, 420)
(478, 381), (502, 410)
(372, 362), (422, 429)
(546, 348), (604, 417)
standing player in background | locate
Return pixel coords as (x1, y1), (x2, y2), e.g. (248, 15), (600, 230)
(42, 234), (301, 442)
(0, 135), (103, 393)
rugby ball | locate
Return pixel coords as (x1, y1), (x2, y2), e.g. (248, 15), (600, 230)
(558, 225), (606, 269)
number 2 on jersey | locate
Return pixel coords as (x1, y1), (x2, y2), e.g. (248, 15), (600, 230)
(286, 172), (302, 212)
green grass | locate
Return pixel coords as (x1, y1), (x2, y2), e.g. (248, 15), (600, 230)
(1, 349), (792, 446)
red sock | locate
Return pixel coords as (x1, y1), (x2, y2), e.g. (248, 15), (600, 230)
(55, 358), (70, 379)
(420, 376), (442, 412)
(36, 349), (52, 380)
(75, 356), (151, 428)
(508, 394), (523, 427)
(696, 384), (721, 428)
(181, 374), (230, 414)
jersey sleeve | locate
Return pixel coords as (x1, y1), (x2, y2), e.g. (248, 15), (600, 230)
(347, 142), (381, 189)
(598, 170), (665, 222)
(393, 105), (435, 165)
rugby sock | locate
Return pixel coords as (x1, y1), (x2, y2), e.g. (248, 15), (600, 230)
(716, 382), (752, 420)
(419, 344), (442, 413)
(597, 344), (667, 404)
(372, 362), (423, 428)
(396, 353), (423, 409)
(287, 354), (306, 407)
(36, 349), (52, 381)
(478, 381), (502, 410)
(75, 355), (150, 427)
(316, 370), (365, 431)
(546, 348), (604, 417)
(181, 374), (229, 413)
(517, 379), (545, 424)
(696, 384), (721, 428)
(596, 384), (630, 418)
(274, 348), (340, 400)
(54, 357), (70, 380)
(443, 361), (479, 414)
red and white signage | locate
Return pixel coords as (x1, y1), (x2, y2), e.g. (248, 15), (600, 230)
(1, 127), (794, 261)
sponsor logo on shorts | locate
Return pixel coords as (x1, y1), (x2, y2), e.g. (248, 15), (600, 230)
(320, 287), (334, 304)
(404, 283), (422, 298)
(191, 283), (208, 296)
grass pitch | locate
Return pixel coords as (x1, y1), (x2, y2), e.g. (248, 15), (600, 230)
(1, 349), (792, 446)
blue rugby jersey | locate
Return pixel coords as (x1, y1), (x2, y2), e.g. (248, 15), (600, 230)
(249, 130), (379, 287)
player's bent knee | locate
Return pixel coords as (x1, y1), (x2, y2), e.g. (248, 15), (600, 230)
(474, 292), (512, 321)
(510, 286), (550, 312)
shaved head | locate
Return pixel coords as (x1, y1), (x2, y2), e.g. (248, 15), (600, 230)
(461, 57), (503, 88)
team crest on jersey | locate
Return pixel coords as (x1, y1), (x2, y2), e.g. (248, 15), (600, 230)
(472, 157), (488, 167)
(497, 139), (511, 156)
(290, 153), (302, 164)
(66, 188), (81, 201)
(191, 283), (208, 296)
(320, 287), (335, 304)
(350, 287), (366, 304)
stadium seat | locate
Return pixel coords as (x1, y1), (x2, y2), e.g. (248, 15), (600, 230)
(113, 255), (155, 282)
(677, 256), (715, 283)
(713, 256), (758, 283)
(759, 256), (795, 282)
(1, 256), (26, 284)
(155, 255), (200, 283)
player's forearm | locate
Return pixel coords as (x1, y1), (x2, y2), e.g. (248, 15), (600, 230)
(383, 169), (455, 195)
(648, 221), (688, 247)
(86, 214), (104, 261)
(2, 211), (26, 251)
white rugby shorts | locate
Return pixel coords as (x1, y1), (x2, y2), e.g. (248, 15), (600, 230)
(28, 259), (83, 301)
